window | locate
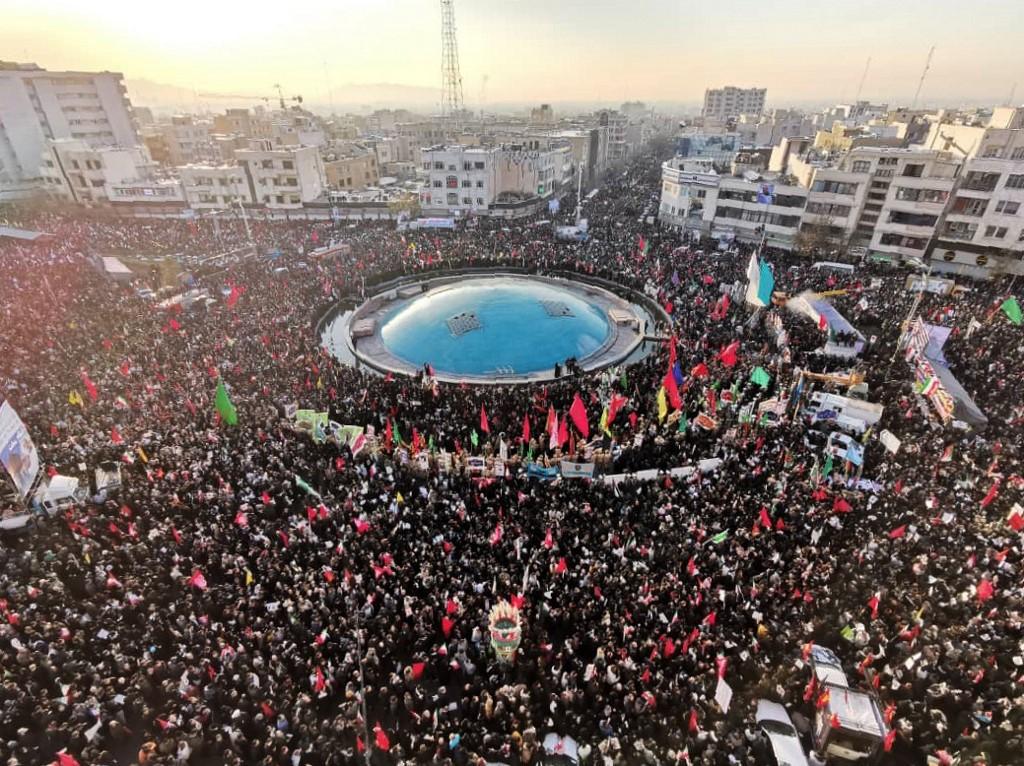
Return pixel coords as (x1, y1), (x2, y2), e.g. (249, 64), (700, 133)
(895, 187), (949, 204)
(1012, 148), (1024, 160)
(463, 162), (472, 171)
(964, 171), (1001, 191)
(888, 210), (938, 227)
(422, 162), (431, 170)
(878, 157), (898, 166)
(811, 180), (857, 196)
(446, 175), (458, 189)
(874, 169), (894, 178)
(462, 196), (472, 205)
(943, 221), (978, 241)
(462, 180), (471, 188)
(282, 160), (294, 170)
(432, 180), (442, 188)
(71, 159), (80, 169)
(261, 160), (273, 169)
(1006, 174), (1024, 190)
(433, 161), (444, 170)
(852, 160), (871, 173)
(476, 197), (484, 205)
(276, 195), (285, 203)
(984, 225), (1008, 239)
(879, 232), (926, 249)
(950, 197), (989, 216)
(982, 146), (1003, 158)
(286, 177), (298, 186)
(476, 180), (483, 188)
(474, 162), (485, 170)
(446, 192), (458, 205)
(995, 200), (1020, 215)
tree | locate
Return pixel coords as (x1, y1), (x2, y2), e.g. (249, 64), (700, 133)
(795, 216), (849, 259)
(388, 196), (421, 220)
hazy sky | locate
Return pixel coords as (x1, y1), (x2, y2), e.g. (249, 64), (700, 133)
(4, 0), (1023, 108)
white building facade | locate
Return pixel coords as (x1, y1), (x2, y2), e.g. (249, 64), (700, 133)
(702, 86), (767, 120)
(0, 61), (140, 200)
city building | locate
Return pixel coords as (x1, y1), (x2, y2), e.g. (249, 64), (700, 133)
(143, 115), (215, 166)
(0, 61), (140, 200)
(323, 146), (380, 191)
(702, 86), (767, 120)
(530, 104), (554, 124)
(234, 142), (325, 209)
(658, 158), (718, 230)
(923, 107), (1024, 276)
(38, 139), (154, 204)
(178, 165), (252, 210)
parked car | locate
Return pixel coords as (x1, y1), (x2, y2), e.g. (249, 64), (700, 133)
(756, 699), (810, 766)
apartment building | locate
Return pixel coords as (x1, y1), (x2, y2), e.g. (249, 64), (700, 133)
(143, 115), (215, 166)
(323, 147), (379, 191)
(178, 165), (252, 210)
(658, 158), (718, 230)
(234, 143), (325, 209)
(702, 86), (767, 120)
(0, 61), (140, 200)
(39, 139), (154, 204)
(923, 108), (1024, 276)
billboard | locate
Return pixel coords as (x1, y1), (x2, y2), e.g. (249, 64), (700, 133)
(0, 401), (40, 498)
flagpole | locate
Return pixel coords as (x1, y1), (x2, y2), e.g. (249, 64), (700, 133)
(351, 591), (372, 764)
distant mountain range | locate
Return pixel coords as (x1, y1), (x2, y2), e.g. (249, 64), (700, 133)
(126, 77), (443, 114)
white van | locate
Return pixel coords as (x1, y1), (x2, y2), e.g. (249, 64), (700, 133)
(808, 392), (883, 426)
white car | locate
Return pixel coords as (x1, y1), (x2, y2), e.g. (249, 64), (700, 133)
(756, 699), (810, 766)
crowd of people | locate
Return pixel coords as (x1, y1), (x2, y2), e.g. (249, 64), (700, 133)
(0, 152), (1022, 766)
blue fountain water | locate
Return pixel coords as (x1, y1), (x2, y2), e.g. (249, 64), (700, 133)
(379, 277), (611, 376)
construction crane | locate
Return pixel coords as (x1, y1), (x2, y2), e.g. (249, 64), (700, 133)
(273, 84), (304, 110)
(198, 92), (270, 105)
(911, 46), (935, 110)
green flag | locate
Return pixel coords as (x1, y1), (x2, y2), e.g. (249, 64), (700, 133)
(294, 474), (320, 498)
(840, 624), (855, 642)
(677, 412), (688, 432)
(470, 429), (478, 448)
(214, 380), (238, 425)
(750, 367), (771, 387)
(823, 453), (834, 479)
(393, 421), (402, 445)
(1001, 296), (1022, 325)
(710, 530), (729, 544)
(428, 434), (435, 453)
(620, 369), (628, 389)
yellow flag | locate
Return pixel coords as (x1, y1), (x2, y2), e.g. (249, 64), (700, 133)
(657, 387), (668, 422)
(396, 491), (404, 504)
(245, 568), (254, 586)
(68, 391), (83, 407)
(136, 446), (148, 464)
(316, 377), (323, 390)
(600, 407), (611, 437)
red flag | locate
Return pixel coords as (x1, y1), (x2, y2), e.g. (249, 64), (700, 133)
(718, 340), (740, 368)
(226, 284), (244, 308)
(171, 526), (182, 545)
(663, 637), (676, 658)
(668, 334), (677, 368)
(883, 729), (897, 752)
(510, 593), (525, 609)
(706, 387), (717, 416)
(690, 362), (709, 379)
(663, 368), (682, 410)
(521, 413), (530, 443)
(1009, 510), (1024, 531)
(816, 689), (831, 709)
(356, 736), (365, 754)
(384, 419), (393, 449)
(260, 701), (274, 718)
(56, 753), (81, 766)
(441, 616), (455, 637)
(758, 506), (772, 529)
(543, 527), (554, 549)
(716, 656), (728, 679)
(977, 579), (995, 602)
(411, 661), (425, 680)
(980, 480), (1000, 507)
(234, 510), (248, 527)
(833, 497), (853, 513)
(688, 708), (699, 734)
(554, 557), (568, 575)
(557, 415), (568, 446)
(480, 405), (490, 434)
(277, 530), (289, 548)
(354, 518), (371, 535)
(889, 525), (907, 539)
(830, 713), (841, 729)
(188, 570), (207, 590)
(490, 521), (503, 546)
(569, 394), (589, 438)
(703, 611), (716, 626)
(607, 393), (628, 425)
(868, 593), (880, 619)
(818, 314), (828, 331)
(445, 599), (459, 615)
(119, 359), (131, 377)
(80, 370), (98, 401)
(374, 723), (390, 751)
(323, 568), (335, 583)
(314, 666), (327, 693)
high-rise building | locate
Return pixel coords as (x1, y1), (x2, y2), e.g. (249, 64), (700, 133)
(0, 61), (140, 200)
(702, 86), (767, 120)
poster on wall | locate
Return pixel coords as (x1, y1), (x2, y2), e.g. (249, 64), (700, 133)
(0, 401), (40, 498)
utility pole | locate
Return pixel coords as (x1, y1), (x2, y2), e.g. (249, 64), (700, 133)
(911, 46), (935, 110)
(575, 161), (583, 225)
